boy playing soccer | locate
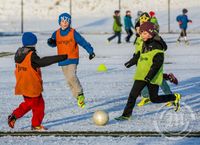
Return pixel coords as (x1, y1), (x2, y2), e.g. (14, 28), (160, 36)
(115, 22), (181, 121)
(8, 32), (67, 130)
(47, 13), (95, 108)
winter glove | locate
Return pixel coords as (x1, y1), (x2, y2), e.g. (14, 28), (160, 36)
(188, 20), (192, 23)
(124, 60), (133, 68)
(47, 38), (56, 47)
(89, 52), (95, 60)
(163, 73), (178, 85)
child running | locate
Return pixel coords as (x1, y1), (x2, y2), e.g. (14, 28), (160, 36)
(115, 22), (181, 121)
(8, 32), (67, 130)
(47, 13), (95, 108)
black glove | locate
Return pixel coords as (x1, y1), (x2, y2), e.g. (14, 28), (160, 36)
(89, 52), (95, 60)
(124, 60), (132, 68)
(47, 38), (56, 46)
(144, 76), (151, 83)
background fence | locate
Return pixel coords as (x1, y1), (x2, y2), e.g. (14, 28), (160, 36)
(0, 0), (199, 34)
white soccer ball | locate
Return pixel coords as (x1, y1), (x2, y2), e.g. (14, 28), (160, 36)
(92, 110), (109, 126)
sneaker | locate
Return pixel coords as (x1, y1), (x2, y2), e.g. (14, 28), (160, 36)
(137, 97), (151, 107)
(185, 40), (189, 45)
(174, 93), (181, 112)
(31, 125), (47, 131)
(165, 102), (172, 107)
(77, 95), (85, 108)
(8, 114), (16, 128)
(115, 115), (130, 121)
(177, 39), (181, 43)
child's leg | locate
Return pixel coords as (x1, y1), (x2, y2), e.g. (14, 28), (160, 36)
(160, 79), (172, 94)
(12, 96), (32, 119)
(62, 64), (83, 99)
(31, 94), (45, 127)
(122, 80), (146, 117)
(108, 32), (118, 41)
(148, 83), (176, 103)
(117, 32), (121, 43)
(141, 86), (149, 98)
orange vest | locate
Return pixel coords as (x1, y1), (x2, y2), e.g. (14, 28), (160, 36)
(56, 28), (79, 59)
(15, 51), (43, 97)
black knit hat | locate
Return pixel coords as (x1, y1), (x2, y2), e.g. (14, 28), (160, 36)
(140, 21), (158, 36)
(182, 8), (188, 14)
(114, 10), (120, 14)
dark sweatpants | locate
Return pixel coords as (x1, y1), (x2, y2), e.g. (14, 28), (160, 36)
(108, 32), (121, 43)
(125, 29), (133, 42)
(122, 80), (176, 117)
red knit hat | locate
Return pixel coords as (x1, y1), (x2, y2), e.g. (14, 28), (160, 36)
(140, 21), (157, 36)
(149, 11), (155, 17)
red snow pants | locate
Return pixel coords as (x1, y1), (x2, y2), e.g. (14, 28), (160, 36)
(13, 94), (45, 127)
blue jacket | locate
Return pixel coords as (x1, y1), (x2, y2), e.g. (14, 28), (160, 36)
(176, 14), (191, 29)
(49, 27), (94, 66)
(124, 15), (134, 30)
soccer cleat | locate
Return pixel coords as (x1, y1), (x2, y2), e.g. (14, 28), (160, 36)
(177, 39), (181, 43)
(31, 125), (47, 131)
(8, 114), (16, 128)
(77, 95), (85, 108)
(185, 40), (189, 45)
(115, 115), (130, 121)
(137, 97), (151, 107)
(174, 93), (181, 112)
(165, 102), (172, 107)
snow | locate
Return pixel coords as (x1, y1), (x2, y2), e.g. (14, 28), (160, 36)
(0, 33), (200, 144)
(0, 136), (200, 145)
(0, 0), (200, 144)
(0, 0), (200, 32)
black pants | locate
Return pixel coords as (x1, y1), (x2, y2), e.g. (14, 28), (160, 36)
(125, 29), (133, 42)
(180, 29), (187, 37)
(122, 80), (176, 117)
(108, 32), (121, 43)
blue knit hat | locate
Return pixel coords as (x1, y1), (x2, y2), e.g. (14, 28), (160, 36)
(58, 13), (71, 25)
(22, 32), (37, 46)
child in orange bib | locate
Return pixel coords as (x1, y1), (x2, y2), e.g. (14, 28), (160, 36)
(47, 13), (95, 108)
(8, 32), (67, 131)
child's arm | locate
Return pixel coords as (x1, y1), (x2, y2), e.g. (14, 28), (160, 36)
(47, 31), (57, 47)
(124, 52), (140, 68)
(74, 30), (95, 59)
(31, 52), (67, 68)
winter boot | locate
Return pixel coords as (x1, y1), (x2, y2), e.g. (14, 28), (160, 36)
(8, 114), (17, 128)
(77, 94), (85, 109)
(174, 93), (181, 112)
(31, 125), (47, 131)
(115, 115), (130, 121)
(137, 97), (151, 107)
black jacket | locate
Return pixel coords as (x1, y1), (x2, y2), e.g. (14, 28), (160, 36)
(125, 35), (167, 81)
(142, 36), (166, 81)
(15, 47), (67, 70)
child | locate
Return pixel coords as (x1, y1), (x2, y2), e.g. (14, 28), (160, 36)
(47, 13), (95, 108)
(176, 8), (192, 44)
(107, 10), (122, 44)
(8, 32), (67, 130)
(124, 10), (134, 43)
(149, 11), (159, 32)
(115, 22), (181, 121)
(134, 12), (150, 45)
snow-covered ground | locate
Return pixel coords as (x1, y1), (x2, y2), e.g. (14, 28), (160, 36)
(0, 33), (200, 144)
(0, 0), (200, 33)
(0, 0), (200, 144)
